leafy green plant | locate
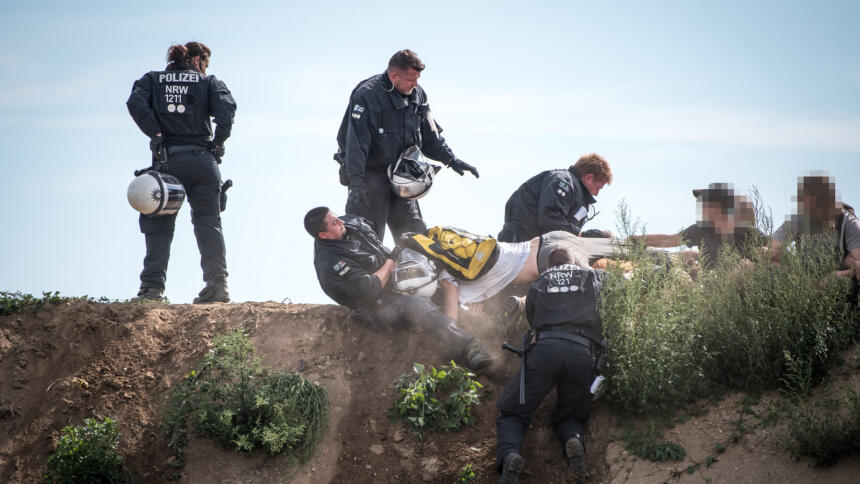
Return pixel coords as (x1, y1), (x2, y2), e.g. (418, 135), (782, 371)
(1, 291), (72, 315)
(162, 328), (329, 468)
(454, 463), (476, 483)
(620, 420), (686, 462)
(784, 387), (860, 467)
(600, 200), (859, 415)
(44, 416), (127, 483)
(391, 362), (483, 440)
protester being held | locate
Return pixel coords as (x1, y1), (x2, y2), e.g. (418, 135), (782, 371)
(403, 228), (615, 322)
(633, 183), (767, 270)
(126, 41), (236, 303)
(304, 207), (492, 371)
(496, 248), (607, 483)
(769, 174), (860, 279)
(498, 154), (613, 243)
(335, 49), (478, 241)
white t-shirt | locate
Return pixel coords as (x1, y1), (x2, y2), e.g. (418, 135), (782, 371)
(438, 241), (531, 304)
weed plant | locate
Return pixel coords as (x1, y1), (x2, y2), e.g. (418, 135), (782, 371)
(601, 201), (858, 415)
(1, 291), (73, 315)
(163, 328), (329, 467)
(391, 362), (483, 440)
(784, 387), (860, 467)
(44, 416), (127, 483)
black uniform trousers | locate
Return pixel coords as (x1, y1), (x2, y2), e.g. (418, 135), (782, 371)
(496, 337), (594, 467)
(345, 167), (426, 242)
(366, 293), (474, 360)
(139, 148), (227, 289)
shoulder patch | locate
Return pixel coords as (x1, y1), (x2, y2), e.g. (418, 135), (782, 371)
(352, 104), (364, 119)
(332, 260), (351, 277)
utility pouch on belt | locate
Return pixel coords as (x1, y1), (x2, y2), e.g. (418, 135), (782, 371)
(404, 226), (499, 280)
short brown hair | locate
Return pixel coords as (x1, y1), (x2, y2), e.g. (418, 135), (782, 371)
(572, 153), (612, 184)
(388, 49), (425, 72)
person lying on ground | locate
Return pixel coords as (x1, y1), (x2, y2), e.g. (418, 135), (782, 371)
(303, 206), (492, 371)
(632, 183), (767, 270)
(432, 231), (616, 322)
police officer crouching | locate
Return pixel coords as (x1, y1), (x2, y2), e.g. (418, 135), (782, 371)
(496, 248), (607, 483)
(304, 207), (492, 371)
(126, 41), (236, 303)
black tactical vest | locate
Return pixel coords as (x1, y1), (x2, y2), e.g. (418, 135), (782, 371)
(526, 264), (605, 344)
(148, 68), (212, 142)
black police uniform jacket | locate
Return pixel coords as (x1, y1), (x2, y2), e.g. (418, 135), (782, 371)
(336, 72), (456, 186)
(525, 264), (606, 346)
(126, 62), (236, 147)
(501, 167), (596, 241)
(313, 215), (392, 309)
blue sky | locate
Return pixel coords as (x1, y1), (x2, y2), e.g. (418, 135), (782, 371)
(1, 1), (858, 304)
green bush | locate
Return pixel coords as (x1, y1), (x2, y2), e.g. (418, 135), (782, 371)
(600, 200), (858, 415)
(163, 328), (329, 466)
(785, 387), (860, 467)
(391, 362), (484, 440)
(1, 291), (71, 315)
(44, 416), (127, 483)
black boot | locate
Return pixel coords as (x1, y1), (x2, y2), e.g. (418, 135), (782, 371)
(565, 436), (587, 482)
(499, 452), (523, 484)
(133, 285), (164, 302)
(193, 279), (230, 304)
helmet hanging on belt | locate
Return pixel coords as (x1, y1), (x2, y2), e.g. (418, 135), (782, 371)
(127, 170), (186, 217)
(393, 248), (438, 298)
(388, 146), (441, 200)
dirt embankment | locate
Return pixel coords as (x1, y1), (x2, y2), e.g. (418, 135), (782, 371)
(1, 300), (858, 483)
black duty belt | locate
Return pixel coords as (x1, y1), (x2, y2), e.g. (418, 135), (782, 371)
(537, 330), (594, 351)
(166, 145), (206, 155)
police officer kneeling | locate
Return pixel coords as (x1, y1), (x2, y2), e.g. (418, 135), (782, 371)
(126, 41), (236, 303)
(304, 207), (492, 370)
(496, 248), (606, 483)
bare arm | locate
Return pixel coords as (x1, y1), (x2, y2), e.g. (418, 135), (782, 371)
(769, 239), (783, 266)
(632, 233), (684, 248)
(440, 279), (460, 322)
(838, 248), (860, 279)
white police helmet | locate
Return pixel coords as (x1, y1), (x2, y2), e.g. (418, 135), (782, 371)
(127, 171), (186, 217)
(388, 146), (442, 200)
(393, 248), (438, 299)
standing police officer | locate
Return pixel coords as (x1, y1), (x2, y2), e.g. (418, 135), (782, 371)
(496, 248), (606, 483)
(335, 49), (479, 241)
(498, 154), (613, 243)
(126, 42), (236, 303)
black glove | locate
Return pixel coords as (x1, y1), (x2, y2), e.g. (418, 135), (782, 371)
(347, 183), (369, 209)
(389, 246), (403, 261)
(150, 135), (166, 163)
(448, 158), (479, 178)
(212, 144), (225, 164)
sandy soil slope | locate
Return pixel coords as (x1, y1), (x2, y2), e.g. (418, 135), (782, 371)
(1, 300), (857, 483)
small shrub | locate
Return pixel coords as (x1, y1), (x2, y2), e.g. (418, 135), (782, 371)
(454, 463), (476, 483)
(163, 328), (329, 467)
(620, 420), (686, 462)
(1, 291), (72, 315)
(785, 387), (860, 467)
(44, 416), (127, 483)
(391, 362), (483, 440)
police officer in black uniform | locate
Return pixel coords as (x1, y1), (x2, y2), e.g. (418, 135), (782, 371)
(126, 42), (236, 303)
(496, 248), (606, 483)
(335, 49), (479, 241)
(304, 206), (491, 370)
(498, 153), (613, 243)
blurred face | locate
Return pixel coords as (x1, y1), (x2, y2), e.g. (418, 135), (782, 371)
(318, 212), (346, 240)
(699, 202), (733, 234)
(580, 173), (607, 196)
(800, 192), (836, 224)
(389, 67), (420, 95)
